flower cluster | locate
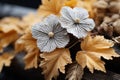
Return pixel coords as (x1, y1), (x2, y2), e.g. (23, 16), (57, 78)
(32, 6), (95, 52)
(1, 0), (120, 80)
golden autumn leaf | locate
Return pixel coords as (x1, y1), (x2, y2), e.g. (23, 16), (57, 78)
(38, 0), (96, 18)
(0, 17), (24, 34)
(0, 30), (18, 52)
(76, 35), (120, 73)
(0, 17), (27, 52)
(22, 13), (42, 29)
(24, 49), (39, 69)
(65, 0), (77, 8)
(0, 53), (14, 72)
(38, 0), (66, 17)
(15, 33), (40, 69)
(40, 48), (72, 80)
(38, 0), (80, 17)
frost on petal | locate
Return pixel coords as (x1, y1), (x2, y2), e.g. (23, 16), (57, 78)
(60, 6), (74, 21)
(32, 23), (51, 39)
(67, 25), (88, 38)
(60, 7), (74, 28)
(54, 30), (69, 48)
(44, 15), (60, 29)
(41, 39), (57, 52)
(73, 7), (89, 20)
(80, 19), (95, 31)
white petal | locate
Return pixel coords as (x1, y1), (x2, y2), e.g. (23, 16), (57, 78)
(67, 25), (88, 38)
(54, 30), (69, 48)
(32, 26), (48, 39)
(32, 22), (52, 34)
(73, 7), (89, 20)
(60, 7), (75, 28)
(80, 19), (95, 31)
(44, 14), (60, 29)
(60, 17), (73, 28)
(53, 23), (64, 33)
(37, 37), (49, 50)
(60, 6), (74, 21)
(37, 38), (57, 52)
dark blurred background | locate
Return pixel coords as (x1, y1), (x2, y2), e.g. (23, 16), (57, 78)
(0, 0), (42, 17)
(0, 0), (41, 8)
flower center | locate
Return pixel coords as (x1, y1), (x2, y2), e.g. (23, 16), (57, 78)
(75, 18), (80, 23)
(48, 32), (54, 38)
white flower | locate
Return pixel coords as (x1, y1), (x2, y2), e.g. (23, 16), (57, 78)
(60, 6), (95, 38)
(32, 14), (69, 52)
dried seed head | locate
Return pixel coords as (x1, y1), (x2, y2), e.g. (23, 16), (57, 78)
(94, 0), (108, 9)
(48, 32), (54, 37)
(100, 22), (108, 31)
(109, 1), (120, 13)
(113, 19), (120, 35)
(103, 17), (112, 23)
(111, 14), (120, 21)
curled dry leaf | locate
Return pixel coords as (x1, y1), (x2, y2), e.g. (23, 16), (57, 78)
(40, 48), (72, 80)
(0, 30), (18, 52)
(38, 0), (96, 18)
(15, 33), (40, 69)
(66, 62), (84, 80)
(21, 13), (42, 31)
(37, 0), (83, 17)
(0, 17), (26, 52)
(0, 53), (14, 72)
(24, 49), (39, 69)
(76, 35), (120, 73)
(0, 17), (24, 34)
(38, 0), (66, 17)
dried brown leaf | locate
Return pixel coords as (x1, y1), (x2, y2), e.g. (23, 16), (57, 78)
(0, 17), (24, 34)
(66, 62), (83, 80)
(0, 30), (18, 52)
(24, 49), (39, 69)
(38, 0), (81, 17)
(76, 35), (120, 73)
(15, 33), (40, 69)
(0, 53), (14, 72)
(40, 48), (72, 80)
(38, 0), (66, 17)
(22, 13), (42, 29)
(0, 17), (27, 52)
